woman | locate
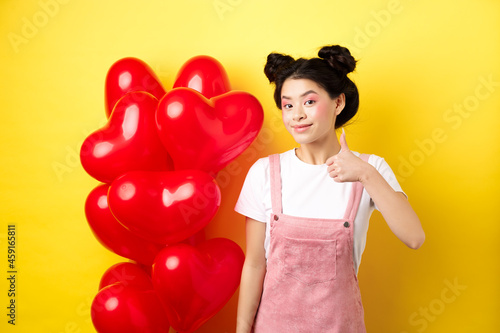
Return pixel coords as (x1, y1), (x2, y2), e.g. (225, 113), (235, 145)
(235, 45), (425, 332)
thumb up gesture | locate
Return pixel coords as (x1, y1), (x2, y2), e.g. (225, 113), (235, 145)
(326, 129), (368, 183)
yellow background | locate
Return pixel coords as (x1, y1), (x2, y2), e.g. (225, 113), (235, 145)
(1, 0), (499, 332)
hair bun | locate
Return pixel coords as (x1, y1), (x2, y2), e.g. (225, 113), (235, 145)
(264, 53), (295, 83)
(318, 45), (356, 76)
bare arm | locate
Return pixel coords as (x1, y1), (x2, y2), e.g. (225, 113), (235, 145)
(359, 164), (424, 249)
(327, 130), (425, 249)
(236, 217), (267, 333)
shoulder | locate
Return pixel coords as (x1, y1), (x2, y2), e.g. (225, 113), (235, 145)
(356, 152), (404, 195)
(355, 152), (400, 183)
(353, 152), (391, 170)
(248, 149), (295, 173)
(242, 154), (270, 184)
(247, 155), (269, 176)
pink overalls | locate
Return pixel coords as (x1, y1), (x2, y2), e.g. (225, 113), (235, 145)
(253, 154), (369, 333)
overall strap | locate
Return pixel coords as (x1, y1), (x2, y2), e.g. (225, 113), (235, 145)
(269, 154), (283, 215)
(343, 154), (371, 221)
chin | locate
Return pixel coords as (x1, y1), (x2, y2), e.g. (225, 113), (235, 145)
(292, 137), (315, 145)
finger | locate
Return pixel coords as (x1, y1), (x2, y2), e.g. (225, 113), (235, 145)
(329, 170), (340, 181)
(339, 128), (349, 152)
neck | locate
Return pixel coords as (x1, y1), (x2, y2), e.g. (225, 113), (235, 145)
(295, 139), (341, 165)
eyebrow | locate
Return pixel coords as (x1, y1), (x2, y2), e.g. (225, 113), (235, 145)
(281, 90), (318, 100)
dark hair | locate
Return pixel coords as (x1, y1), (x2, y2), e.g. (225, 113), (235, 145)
(264, 45), (359, 129)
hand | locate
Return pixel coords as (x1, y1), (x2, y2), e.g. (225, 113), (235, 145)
(326, 129), (369, 183)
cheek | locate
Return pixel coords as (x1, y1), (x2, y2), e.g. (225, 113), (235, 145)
(282, 110), (292, 122)
(311, 102), (331, 120)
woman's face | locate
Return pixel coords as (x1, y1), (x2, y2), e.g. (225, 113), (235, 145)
(280, 78), (344, 145)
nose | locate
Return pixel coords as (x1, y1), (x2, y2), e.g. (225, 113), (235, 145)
(292, 105), (306, 122)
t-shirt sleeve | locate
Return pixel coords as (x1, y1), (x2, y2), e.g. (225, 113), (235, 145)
(369, 155), (407, 211)
(234, 158), (268, 223)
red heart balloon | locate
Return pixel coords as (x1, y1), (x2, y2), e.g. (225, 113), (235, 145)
(156, 88), (264, 173)
(91, 282), (169, 333)
(173, 55), (231, 98)
(152, 238), (244, 333)
(180, 228), (206, 247)
(108, 170), (221, 244)
(105, 57), (166, 118)
(85, 184), (165, 266)
(81, 91), (172, 183)
(99, 262), (153, 290)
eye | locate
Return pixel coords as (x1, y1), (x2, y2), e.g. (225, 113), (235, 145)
(305, 100), (316, 106)
(282, 103), (293, 109)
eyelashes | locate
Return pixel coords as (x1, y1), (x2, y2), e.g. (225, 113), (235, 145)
(282, 100), (317, 109)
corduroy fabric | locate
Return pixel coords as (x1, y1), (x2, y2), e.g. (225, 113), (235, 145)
(253, 153), (369, 333)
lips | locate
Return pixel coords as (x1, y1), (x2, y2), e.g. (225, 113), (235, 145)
(292, 124), (312, 133)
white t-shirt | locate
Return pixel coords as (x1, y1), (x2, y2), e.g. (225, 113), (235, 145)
(234, 148), (405, 274)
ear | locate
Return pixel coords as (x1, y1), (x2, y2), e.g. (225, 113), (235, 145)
(334, 93), (346, 116)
